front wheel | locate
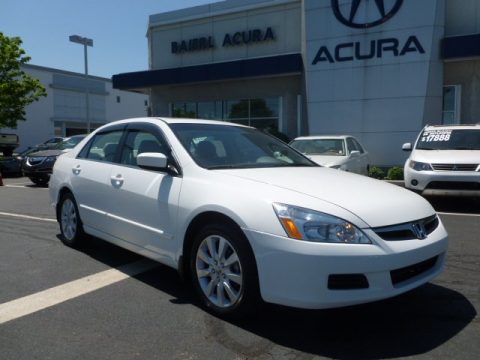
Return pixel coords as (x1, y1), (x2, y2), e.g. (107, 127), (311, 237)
(59, 193), (85, 247)
(190, 223), (260, 317)
(30, 176), (49, 186)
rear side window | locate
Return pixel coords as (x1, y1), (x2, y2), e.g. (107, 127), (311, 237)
(78, 131), (123, 163)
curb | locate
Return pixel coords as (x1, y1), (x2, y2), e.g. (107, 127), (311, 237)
(385, 180), (405, 187)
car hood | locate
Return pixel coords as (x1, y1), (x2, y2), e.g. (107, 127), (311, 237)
(412, 149), (480, 163)
(27, 149), (65, 157)
(221, 167), (434, 228)
(306, 155), (347, 167)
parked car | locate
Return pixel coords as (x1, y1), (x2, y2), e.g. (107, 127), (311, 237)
(290, 135), (370, 175)
(403, 124), (480, 195)
(49, 118), (448, 317)
(0, 146), (43, 177)
(37, 137), (65, 150)
(0, 133), (19, 157)
(23, 135), (86, 185)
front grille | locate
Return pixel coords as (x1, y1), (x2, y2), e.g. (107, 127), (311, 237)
(390, 256), (438, 286)
(373, 215), (439, 241)
(426, 181), (480, 190)
(328, 274), (369, 290)
(432, 163), (479, 171)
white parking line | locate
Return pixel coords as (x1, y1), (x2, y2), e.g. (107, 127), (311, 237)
(438, 211), (480, 217)
(0, 211), (56, 222)
(0, 259), (158, 324)
(4, 185), (47, 189)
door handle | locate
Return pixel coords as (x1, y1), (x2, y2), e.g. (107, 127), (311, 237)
(72, 165), (81, 175)
(110, 174), (124, 187)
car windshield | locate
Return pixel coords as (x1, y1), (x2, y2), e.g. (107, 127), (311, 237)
(416, 129), (480, 150)
(55, 136), (85, 150)
(170, 123), (316, 169)
(290, 139), (346, 156)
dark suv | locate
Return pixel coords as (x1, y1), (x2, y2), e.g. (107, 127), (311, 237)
(22, 135), (86, 185)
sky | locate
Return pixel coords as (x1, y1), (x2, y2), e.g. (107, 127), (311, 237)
(0, 0), (215, 79)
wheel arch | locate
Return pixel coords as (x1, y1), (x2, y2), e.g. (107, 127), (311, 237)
(55, 186), (74, 222)
(179, 211), (257, 281)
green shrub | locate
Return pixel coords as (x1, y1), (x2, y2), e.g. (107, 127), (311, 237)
(368, 166), (385, 179)
(387, 166), (404, 180)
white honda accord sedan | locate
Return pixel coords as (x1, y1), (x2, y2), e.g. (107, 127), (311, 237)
(49, 118), (448, 316)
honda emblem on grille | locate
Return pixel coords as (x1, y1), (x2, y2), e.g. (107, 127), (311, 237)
(412, 222), (427, 240)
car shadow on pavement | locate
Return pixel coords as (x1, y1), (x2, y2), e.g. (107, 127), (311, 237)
(227, 284), (477, 359)
(71, 236), (477, 359)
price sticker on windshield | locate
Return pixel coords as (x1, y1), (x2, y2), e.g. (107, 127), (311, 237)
(420, 129), (452, 142)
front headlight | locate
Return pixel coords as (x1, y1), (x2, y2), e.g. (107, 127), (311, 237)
(44, 156), (57, 163)
(273, 203), (371, 244)
(409, 160), (432, 171)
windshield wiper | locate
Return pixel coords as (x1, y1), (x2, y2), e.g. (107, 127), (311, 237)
(452, 147), (478, 150)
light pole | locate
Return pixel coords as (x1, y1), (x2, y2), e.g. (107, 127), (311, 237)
(69, 35), (93, 133)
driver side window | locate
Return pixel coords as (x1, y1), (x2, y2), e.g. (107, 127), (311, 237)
(119, 130), (169, 167)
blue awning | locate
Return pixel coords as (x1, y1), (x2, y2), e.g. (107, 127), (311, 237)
(442, 34), (480, 59)
(112, 54), (303, 90)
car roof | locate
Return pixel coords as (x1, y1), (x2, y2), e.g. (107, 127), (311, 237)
(424, 124), (480, 130)
(292, 135), (350, 141)
(103, 117), (251, 128)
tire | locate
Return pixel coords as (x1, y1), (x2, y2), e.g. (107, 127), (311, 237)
(58, 193), (85, 247)
(30, 176), (49, 186)
(190, 223), (260, 318)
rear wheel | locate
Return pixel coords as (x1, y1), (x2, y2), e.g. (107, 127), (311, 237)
(59, 193), (85, 247)
(190, 223), (259, 317)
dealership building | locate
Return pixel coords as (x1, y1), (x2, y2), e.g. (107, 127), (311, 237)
(8, 64), (148, 151)
(113, 0), (480, 166)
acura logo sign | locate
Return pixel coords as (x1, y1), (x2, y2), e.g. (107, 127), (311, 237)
(332, 0), (403, 28)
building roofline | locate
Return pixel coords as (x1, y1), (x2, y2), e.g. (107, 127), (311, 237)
(21, 63), (112, 82)
(148, 0), (298, 29)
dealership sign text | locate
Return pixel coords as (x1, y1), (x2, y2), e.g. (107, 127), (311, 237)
(171, 27), (275, 54)
(312, 36), (425, 64)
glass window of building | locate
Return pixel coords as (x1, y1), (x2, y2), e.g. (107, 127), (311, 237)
(170, 97), (280, 131)
(442, 85), (461, 125)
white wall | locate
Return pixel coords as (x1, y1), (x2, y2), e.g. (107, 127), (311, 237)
(445, 0), (480, 36)
(303, 0), (445, 166)
(13, 67), (55, 151)
(149, 0), (301, 70)
(4, 65), (148, 151)
(106, 84), (148, 121)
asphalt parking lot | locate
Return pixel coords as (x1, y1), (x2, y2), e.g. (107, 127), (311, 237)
(0, 177), (479, 360)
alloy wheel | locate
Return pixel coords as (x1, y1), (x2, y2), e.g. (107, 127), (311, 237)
(195, 235), (243, 308)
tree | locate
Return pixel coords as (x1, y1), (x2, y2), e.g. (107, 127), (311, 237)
(0, 32), (47, 129)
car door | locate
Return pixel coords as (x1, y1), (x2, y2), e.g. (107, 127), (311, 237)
(352, 138), (369, 175)
(346, 137), (362, 173)
(105, 123), (182, 261)
(71, 127), (125, 235)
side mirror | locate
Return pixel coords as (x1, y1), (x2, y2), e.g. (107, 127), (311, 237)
(137, 152), (168, 170)
(350, 150), (360, 157)
(402, 143), (412, 152)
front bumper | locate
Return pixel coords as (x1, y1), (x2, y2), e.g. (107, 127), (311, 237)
(404, 168), (480, 194)
(22, 163), (54, 178)
(243, 222), (448, 309)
